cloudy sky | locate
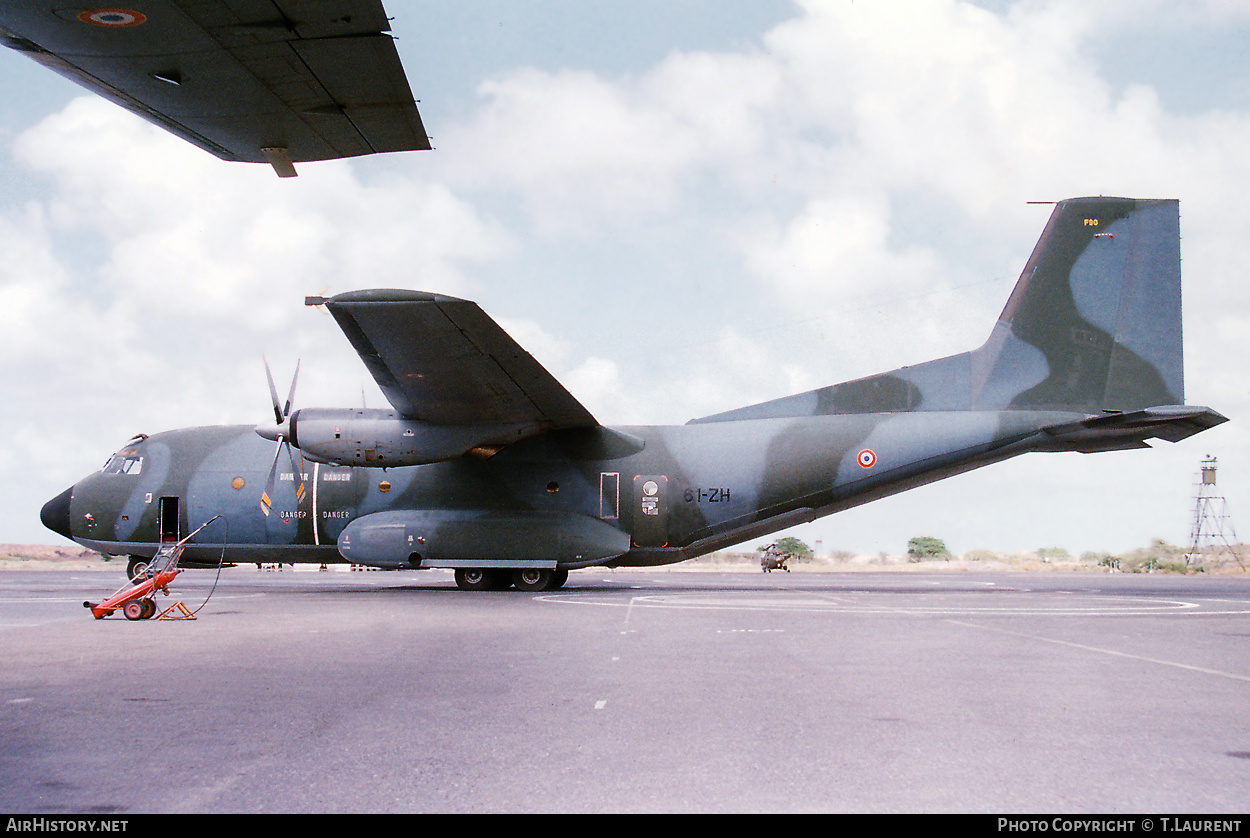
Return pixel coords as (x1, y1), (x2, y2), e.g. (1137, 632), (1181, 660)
(2, 0), (1248, 556)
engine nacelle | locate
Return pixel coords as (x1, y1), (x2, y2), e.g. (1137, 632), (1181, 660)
(284, 408), (536, 467)
(336, 509), (632, 569)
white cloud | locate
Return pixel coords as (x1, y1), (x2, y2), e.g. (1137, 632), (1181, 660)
(440, 68), (701, 230)
(743, 196), (939, 300)
(8, 96), (513, 340)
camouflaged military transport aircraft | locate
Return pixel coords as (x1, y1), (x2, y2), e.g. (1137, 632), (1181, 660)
(0, 0), (429, 177)
(40, 197), (1227, 591)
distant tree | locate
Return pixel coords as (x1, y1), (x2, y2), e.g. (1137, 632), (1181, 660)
(1082, 551), (1121, 570)
(907, 536), (949, 562)
(757, 536), (814, 562)
(1122, 538), (1186, 573)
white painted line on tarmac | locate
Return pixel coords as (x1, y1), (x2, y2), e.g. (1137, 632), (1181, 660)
(949, 620), (1250, 683)
(540, 590), (1248, 616)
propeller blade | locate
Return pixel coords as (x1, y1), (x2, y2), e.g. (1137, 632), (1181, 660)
(286, 440), (306, 505)
(260, 438), (282, 516)
(283, 359), (300, 419)
(264, 356), (283, 426)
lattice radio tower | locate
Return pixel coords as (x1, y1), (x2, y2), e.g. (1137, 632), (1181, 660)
(1185, 456), (1245, 570)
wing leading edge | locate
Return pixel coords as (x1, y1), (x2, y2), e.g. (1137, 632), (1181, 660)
(0, 0), (430, 176)
(312, 290), (599, 432)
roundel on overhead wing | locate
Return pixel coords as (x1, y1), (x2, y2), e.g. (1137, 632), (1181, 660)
(78, 9), (148, 27)
(857, 448), (877, 469)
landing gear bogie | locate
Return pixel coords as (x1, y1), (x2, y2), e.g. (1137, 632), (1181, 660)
(454, 568), (569, 591)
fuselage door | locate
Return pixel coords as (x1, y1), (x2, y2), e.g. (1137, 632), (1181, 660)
(158, 496), (179, 543)
(631, 474), (668, 548)
(599, 472), (620, 520)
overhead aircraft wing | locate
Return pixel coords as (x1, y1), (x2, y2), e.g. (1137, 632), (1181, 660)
(0, 1), (430, 176)
(312, 290), (599, 430)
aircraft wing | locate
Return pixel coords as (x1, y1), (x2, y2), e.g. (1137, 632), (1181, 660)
(313, 290), (599, 430)
(0, 1), (429, 176)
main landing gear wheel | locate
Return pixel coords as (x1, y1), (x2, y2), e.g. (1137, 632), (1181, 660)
(512, 568), (560, 592)
(454, 568), (568, 591)
(126, 556), (150, 583)
(455, 568), (505, 591)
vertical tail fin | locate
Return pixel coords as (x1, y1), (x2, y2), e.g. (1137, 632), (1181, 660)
(971, 197), (1183, 412)
(690, 196), (1189, 425)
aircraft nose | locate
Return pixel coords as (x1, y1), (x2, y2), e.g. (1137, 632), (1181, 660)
(40, 486), (74, 540)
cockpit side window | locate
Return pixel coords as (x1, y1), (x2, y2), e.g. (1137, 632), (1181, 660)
(101, 448), (143, 476)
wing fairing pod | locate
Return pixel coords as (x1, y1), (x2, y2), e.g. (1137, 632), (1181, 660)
(337, 510), (632, 569)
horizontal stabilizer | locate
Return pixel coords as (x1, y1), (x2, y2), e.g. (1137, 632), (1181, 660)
(1040, 405), (1227, 452)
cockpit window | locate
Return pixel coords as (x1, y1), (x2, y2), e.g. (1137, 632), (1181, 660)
(101, 448), (143, 476)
